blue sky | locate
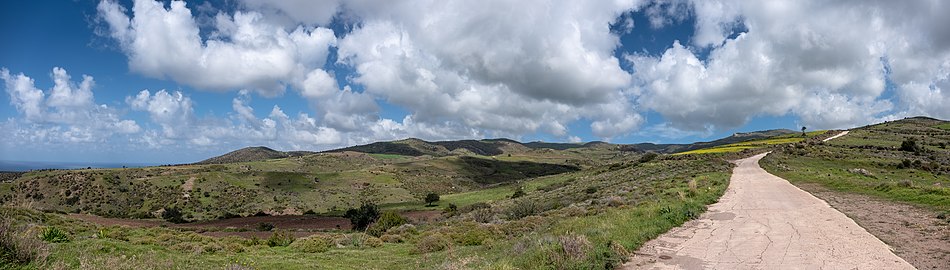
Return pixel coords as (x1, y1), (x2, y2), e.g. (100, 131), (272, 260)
(1, 0), (948, 164)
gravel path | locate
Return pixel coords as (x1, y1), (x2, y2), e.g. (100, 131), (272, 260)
(625, 152), (913, 269)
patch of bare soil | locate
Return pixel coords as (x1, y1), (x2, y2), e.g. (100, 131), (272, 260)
(796, 183), (950, 270)
(401, 210), (441, 223)
(181, 176), (195, 199)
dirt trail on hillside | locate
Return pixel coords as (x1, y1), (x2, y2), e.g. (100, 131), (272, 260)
(625, 152), (913, 269)
(181, 176), (195, 199)
(822, 130), (849, 142)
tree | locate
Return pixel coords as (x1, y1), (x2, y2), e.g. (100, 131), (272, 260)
(424, 193), (440, 206)
(162, 207), (186, 224)
(801, 126), (807, 137)
(344, 203), (380, 231)
(900, 139), (920, 152)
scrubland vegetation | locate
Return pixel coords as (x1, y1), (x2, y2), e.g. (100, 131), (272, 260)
(6, 117), (945, 269)
(0, 140), (732, 269)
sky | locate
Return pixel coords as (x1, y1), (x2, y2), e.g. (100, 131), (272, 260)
(1, 0), (948, 164)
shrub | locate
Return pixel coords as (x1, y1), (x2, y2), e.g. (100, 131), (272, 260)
(366, 211), (408, 237)
(459, 202), (491, 214)
(510, 186), (526, 199)
(471, 208), (495, 223)
(897, 180), (913, 188)
(584, 186), (598, 194)
(504, 200), (547, 220)
(266, 230), (294, 247)
(289, 235), (332, 253)
(364, 236), (383, 248)
(558, 234), (592, 261)
(638, 152), (659, 163)
(387, 224), (418, 236)
(900, 139), (920, 152)
(333, 233), (382, 249)
(453, 225), (497, 246)
(0, 220), (49, 265)
(219, 212), (241, 219)
(414, 233), (451, 253)
(424, 193), (440, 206)
(256, 222), (275, 232)
(303, 209), (317, 215)
(39, 227), (69, 243)
(444, 203), (458, 213)
(162, 207), (186, 224)
(345, 203), (380, 231)
(379, 234), (405, 243)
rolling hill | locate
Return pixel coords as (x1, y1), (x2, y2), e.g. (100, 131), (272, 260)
(629, 129), (798, 153)
(195, 146), (316, 164)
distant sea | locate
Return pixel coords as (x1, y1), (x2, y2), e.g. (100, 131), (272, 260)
(0, 160), (158, 172)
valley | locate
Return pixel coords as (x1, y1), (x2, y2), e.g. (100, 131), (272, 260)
(0, 117), (948, 269)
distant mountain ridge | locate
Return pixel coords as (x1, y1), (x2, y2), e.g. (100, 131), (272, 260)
(199, 129), (800, 163)
(196, 146), (315, 164)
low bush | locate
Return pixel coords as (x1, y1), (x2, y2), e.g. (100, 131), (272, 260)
(414, 233), (451, 254)
(638, 152), (659, 163)
(256, 222), (275, 232)
(333, 233), (382, 249)
(266, 230), (294, 247)
(504, 200), (551, 220)
(289, 235), (333, 253)
(40, 226), (69, 243)
(366, 211), (408, 237)
(510, 186), (526, 199)
(444, 203), (458, 213)
(457, 202), (490, 214)
(379, 234), (405, 243)
(512, 234), (594, 268)
(897, 180), (913, 188)
(451, 224), (497, 246)
(470, 208), (495, 223)
(0, 220), (49, 265)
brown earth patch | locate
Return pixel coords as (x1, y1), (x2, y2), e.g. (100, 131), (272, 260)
(795, 182), (950, 270)
(401, 210), (441, 223)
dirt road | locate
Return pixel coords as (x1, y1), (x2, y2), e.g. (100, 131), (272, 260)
(625, 152), (913, 269)
(822, 130), (849, 142)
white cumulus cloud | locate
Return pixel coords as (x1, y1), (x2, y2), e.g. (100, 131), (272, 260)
(0, 67), (141, 145)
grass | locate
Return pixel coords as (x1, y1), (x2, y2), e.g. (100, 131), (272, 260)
(674, 146), (758, 155)
(0, 151), (735, 269)
(934, 123), (950, 130)
(674, 131), (829, 155)
(760, 118), (950, 212)
(762, 154), (949, 211)
(368, 154), (409, 160)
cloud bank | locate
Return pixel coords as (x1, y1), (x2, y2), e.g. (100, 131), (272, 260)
(5, 0), (950, 161)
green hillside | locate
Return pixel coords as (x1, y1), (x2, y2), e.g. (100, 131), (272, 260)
(761, 117), (950, 211)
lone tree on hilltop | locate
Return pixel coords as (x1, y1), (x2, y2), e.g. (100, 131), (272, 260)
(801, 126), (807, 137)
